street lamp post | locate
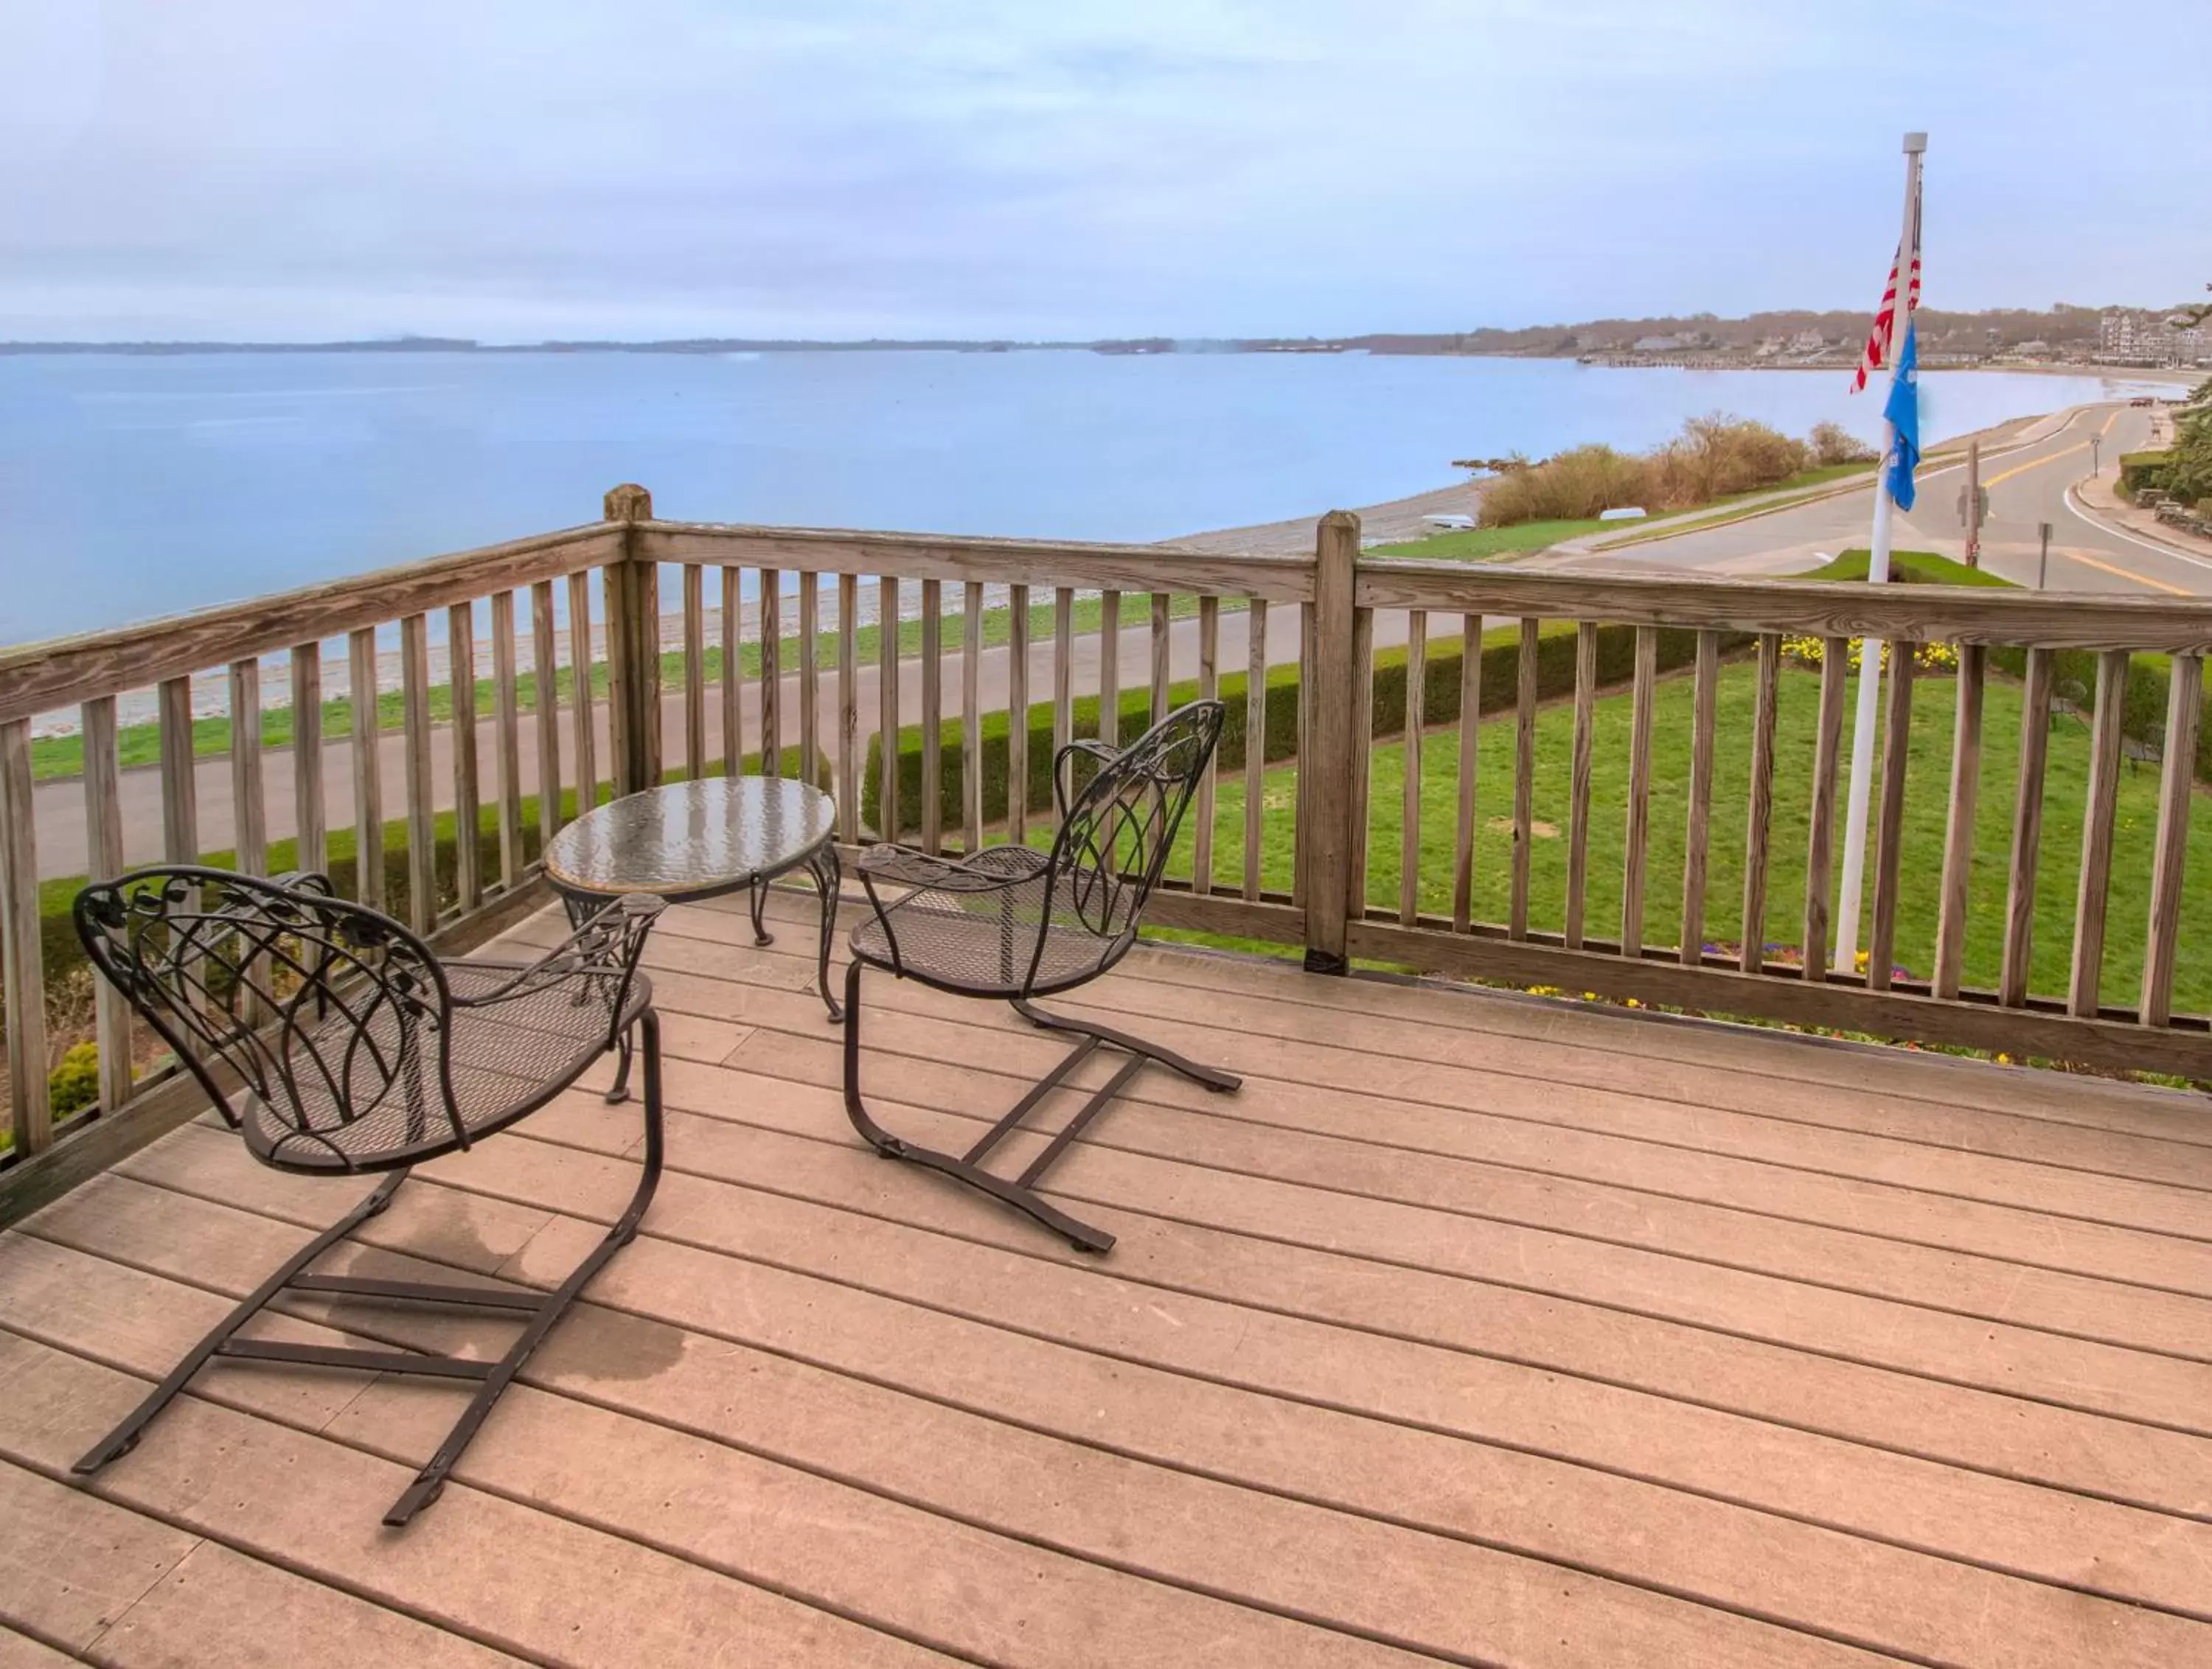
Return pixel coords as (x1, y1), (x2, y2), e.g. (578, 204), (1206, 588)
(2092, 435), (2101, 477)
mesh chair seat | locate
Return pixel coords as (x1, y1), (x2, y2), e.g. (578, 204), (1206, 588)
(849, 847), (1126, 997)
(243, 961), (654, 1172)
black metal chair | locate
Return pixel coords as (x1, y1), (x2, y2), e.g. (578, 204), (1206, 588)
(70, 865), (665, 1527)
(843, 700), (1238, 1254)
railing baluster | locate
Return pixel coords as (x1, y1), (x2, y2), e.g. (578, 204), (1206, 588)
(291, 643), (326, 880)
(682, 564), (706, 780)
(1242, 597), (1267, 902)
(1739, 633), (1781, 975)
(1565, 621), (1596, 950)
(1054, 585), (1075, 799)
(447, 604), (481, 911)
(1100, 590), (1121, 749)
(799, 570), (821, 787)
(1, 715), (46, 1154)
(1150, 592), (1171, 727)
(1295, 598), (1315, 911)
(920, 578), (942, 854)
(2000, 647), (2055, 1007)
(1399, 610), (1426, 927)
(344, 635), (383, 909)
(720, 566), (744, 776)
(1620, 626), (1658, 959)
(400, 614), (436, 931)
(2141, 653), (2202, 1026)
(229, 658), (266, 877)
(878, 576), (900, 840)
(533, 582), (565, 835)
(838, 572), (859, 843)
(1801, 637), (1849, 983)
(490, 595), (522, 885)
(759, 567), (782, 776)
(1346, 607), (1376, 918)
(1510, 617), (1540, 941)
(1194, 594), (1217, 894)
(2068, 649), (2130, 1017)
(962, 579), (983, 853)
(1679, 628), (1719, 966)
(1453, 613), (1481, 933)
(158, 675), (198, 868)
(1009, 585), (1031, 846)
(1867, 640), (1917, 990)
(566, 571), (596, 809)
(81, 696), (133, 1110)
(1932, 644), (1986, 1000)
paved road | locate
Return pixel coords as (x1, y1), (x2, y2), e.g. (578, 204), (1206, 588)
(1537, 401), (2212, 595)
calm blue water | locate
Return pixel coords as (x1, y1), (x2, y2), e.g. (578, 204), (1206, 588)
(0, 349), (2169, 643)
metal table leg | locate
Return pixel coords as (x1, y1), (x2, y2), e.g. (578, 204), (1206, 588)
(804, 843), (844, 1022)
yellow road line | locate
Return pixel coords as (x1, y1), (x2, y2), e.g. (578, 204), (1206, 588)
(1983, 442), (2085, 489)
(2062, 548), (2187, 595)
(2100, 409), (2121, 435)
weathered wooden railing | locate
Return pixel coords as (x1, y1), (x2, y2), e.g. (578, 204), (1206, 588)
(4, 486), (2208, 1216)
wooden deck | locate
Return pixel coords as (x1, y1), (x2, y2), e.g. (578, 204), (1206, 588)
(5, 885), (2212, 1668)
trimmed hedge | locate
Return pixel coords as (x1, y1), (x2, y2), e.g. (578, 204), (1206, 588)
(862, 621), (1734, 839)
(2120, 450), (2174, 497)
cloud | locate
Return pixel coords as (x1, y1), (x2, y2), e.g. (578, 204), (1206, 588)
(1, 0), (2206, 338)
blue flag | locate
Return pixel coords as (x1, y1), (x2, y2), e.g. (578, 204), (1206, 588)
(1882, 323), (1920, 509)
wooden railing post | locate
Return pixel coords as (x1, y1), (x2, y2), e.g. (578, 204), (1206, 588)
(1298, 511), (1360, 974)
(603, 484), (660, 795)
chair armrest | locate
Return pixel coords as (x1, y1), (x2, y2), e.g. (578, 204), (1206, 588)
(855, 846), (1031, 977)
(1054, 738), (1120, 822)
(449, 895), (665, 1039)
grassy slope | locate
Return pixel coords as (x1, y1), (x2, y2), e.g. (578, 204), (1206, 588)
(1166, 658), (2212, 1014)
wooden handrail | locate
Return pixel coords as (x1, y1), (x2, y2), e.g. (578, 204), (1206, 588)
(0, 523), (619, 725)
(1354, 559), (2212, 650)
(631, 521), (1316, 602)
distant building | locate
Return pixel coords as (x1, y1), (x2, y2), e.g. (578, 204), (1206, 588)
(2099, 309), (2203, 365)
(1790, 329), (1827, 353)
(1632, 335), (1687, 353)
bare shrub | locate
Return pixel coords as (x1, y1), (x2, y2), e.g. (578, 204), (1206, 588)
(1479, 445), (1651, 523)
(1477, 414), (1810, 527)
(1810, 420), (1879, 467)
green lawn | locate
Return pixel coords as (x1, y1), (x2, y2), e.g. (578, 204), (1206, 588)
(29, 590), (1235, 784)
(1166, 658), (2212, 1014)
(1369, 518), (1609, 562)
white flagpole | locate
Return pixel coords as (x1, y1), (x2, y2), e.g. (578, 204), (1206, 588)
(1834, 130), (1924, 982)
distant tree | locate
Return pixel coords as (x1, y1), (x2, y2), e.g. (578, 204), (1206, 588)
(2169, 283), (2212, 331)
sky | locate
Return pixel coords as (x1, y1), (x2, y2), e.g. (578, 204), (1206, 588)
(1, 0), (2207, 342)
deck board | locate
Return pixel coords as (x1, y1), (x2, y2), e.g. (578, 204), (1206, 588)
(5, 890), (2211, 1667)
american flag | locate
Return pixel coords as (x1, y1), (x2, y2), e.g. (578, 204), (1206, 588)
(1848, 185), (1922, 393)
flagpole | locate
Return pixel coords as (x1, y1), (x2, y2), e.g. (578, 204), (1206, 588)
(1834, 130), (1925, 982)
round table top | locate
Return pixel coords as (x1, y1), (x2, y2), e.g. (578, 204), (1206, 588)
(543, 776), (837, 901)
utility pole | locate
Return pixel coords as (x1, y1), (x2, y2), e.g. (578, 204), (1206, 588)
(2038, 521), (2051, 590)
(2091, 434), (2102, 477)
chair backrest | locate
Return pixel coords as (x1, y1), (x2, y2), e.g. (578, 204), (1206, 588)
(75, 865), (460, 1158)
(1040, 700), (1226, 961)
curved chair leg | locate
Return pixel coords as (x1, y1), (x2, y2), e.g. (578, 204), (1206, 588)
(384, 1008), (666, 1526)
(748, 878), (773, 947)
(73, 1168), (411, 1477)
(1010, 998), (1242, 1093)
(842, 961), (1115, 1254)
